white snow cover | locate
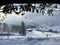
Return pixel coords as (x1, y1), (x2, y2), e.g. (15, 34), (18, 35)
(0, 30), (60, 45)
(50, 26), (60, 31)
(0, 4), (60, 45)
(0, 30), (60, 39)
(36, 25), (60, 32)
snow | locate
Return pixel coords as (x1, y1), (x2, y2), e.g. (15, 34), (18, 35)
(0, 28), (59, 45)
(0, 4), (60, 45)
(0, 30), (60, 39)
(36, 25), (60, 33)
(50, 26), (60, 31)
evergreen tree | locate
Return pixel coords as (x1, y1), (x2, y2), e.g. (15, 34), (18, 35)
(3, 23), (8, 32)
(19, 21), (26, 36)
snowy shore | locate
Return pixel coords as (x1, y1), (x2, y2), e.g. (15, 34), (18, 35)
(0, 30), (60, 39)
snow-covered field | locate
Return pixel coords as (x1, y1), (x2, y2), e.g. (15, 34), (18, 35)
(0, 37), (60, 45)
(0, 30), (60, 45)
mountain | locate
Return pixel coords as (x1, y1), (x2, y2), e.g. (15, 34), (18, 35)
(36, 25), (60, 32)
(50, 26), (60, 31)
